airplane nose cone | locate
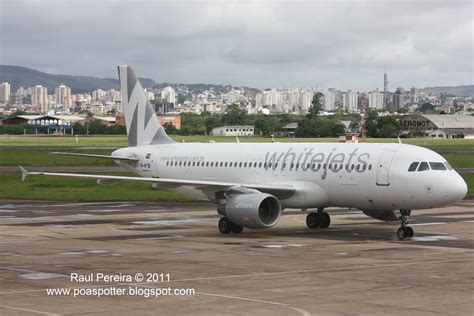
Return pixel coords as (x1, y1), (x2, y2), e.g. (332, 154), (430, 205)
(449, 174), (468, 202)
(458, 177), (468, 200)
(441, 174), (467, 205)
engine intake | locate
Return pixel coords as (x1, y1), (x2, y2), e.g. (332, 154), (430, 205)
(218, 193), (282, 229)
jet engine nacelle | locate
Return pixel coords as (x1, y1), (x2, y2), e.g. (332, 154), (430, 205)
(362, 210), (401, 222)
(218, 193), (282, 229)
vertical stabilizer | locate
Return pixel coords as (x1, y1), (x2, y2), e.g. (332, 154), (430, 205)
(117, 65), (174, 146)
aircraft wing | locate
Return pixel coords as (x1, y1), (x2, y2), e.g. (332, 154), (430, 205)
(51, 152), (138, 162)
(19, 166), (295, 199)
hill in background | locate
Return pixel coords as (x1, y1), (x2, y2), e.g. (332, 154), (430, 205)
(0, 65), (156, 93)
(420, 85), (474, 97)
(1, 64), (472, 97)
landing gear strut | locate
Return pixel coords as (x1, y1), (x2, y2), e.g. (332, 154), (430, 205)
(218, 217), (243, 234)
(397, 210), (414, 240)
(306, 208), (331, 229)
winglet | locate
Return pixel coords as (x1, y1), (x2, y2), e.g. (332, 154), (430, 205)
(397, 137), (403, 144)
(236, 137), (240, 143)
(19, 165), (29, 182)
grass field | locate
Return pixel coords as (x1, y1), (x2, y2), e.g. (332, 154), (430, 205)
(1, 135), (474, 148)
(0, 173), (196, 201)
(0, 149), (116, 166)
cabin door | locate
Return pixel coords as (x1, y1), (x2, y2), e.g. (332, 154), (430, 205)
(376, 151), (396, 186)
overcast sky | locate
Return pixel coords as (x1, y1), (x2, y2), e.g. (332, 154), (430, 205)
(0, 0), (472, 90)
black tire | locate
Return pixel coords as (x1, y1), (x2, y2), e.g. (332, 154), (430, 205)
(306, 212), (319, 229)
(231, 224), (243, 234)
(397, 227), (407, 240)
(406, 226), (414, 238)
(319, 212), (331, 229)
(218, 217), (232, 234)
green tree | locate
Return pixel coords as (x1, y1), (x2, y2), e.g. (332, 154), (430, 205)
(377, 116), (400, 138)
(307, 92), (324, 119)
(204, 115), (222, 134)
(9, 110), (27, 117)
(223, 104), (247, 125)
(295, 117), (344, 137)
(163, 122), (178, 134)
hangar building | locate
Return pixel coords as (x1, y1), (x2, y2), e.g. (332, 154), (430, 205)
(399, 114), (474, 138)
(0, 115), (85, 134)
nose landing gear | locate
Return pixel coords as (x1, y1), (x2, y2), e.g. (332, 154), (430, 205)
(397, 210), (414, 240)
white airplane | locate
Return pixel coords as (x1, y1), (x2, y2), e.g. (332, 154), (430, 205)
(20, 65), (468, 240)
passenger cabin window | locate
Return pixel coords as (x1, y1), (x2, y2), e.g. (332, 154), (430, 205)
(417, 162), (430, 171)
(430, 162), (447, 170)
(408, 162), (419, 172)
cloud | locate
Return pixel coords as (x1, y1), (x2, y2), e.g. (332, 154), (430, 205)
(1, 0), (472, 90)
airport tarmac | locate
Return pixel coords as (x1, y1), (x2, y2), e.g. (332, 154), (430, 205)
(0, 199), (473, 315)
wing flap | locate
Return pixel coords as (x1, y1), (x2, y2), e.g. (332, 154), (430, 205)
(19, 166), (295, 198)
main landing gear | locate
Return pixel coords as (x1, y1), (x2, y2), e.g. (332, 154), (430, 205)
(306, 208), (331, 229)
(218, 217), (243, 234)
(397, 209), (414, 240)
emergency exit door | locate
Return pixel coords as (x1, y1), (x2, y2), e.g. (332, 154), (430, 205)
(376, 151), (396, 186)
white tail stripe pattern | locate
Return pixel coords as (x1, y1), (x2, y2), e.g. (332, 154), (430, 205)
(118, 65), (174, 146)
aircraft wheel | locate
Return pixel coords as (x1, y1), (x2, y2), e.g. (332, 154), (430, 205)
(306, 212), (319, 229)
(231, 224), (243, 234)
(397, 227), (407, 240)
(319, 212), (331, 229)
(218, 217), (232, 234)
(406, 226), (414, 238)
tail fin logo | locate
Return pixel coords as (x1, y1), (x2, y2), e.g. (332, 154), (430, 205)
(118, 65), (174, 147)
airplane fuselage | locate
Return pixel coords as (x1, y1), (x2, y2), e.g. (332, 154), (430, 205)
(113, 142), (466, 211)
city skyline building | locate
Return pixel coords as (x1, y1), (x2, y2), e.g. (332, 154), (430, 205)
(343, 90), (358, 112)
(324, 89), (336, 111)
(161, 86), (176, 105)
(368, 89), (384, 110)
(0, 82), (11, 103)
(55, 84), (72, 108)
(393, 87), (405, 109)
(31, 85), (48, 110)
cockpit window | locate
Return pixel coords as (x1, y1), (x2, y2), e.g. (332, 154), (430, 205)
(417, 162), (430, 171)
(429, 162), (447, 170)
(444, 161), (453, 170)
(408, 162), (419, 172)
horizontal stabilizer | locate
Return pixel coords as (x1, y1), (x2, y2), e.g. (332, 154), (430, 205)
(19, 165), (29, 182)
(51, 152), (138, 162)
